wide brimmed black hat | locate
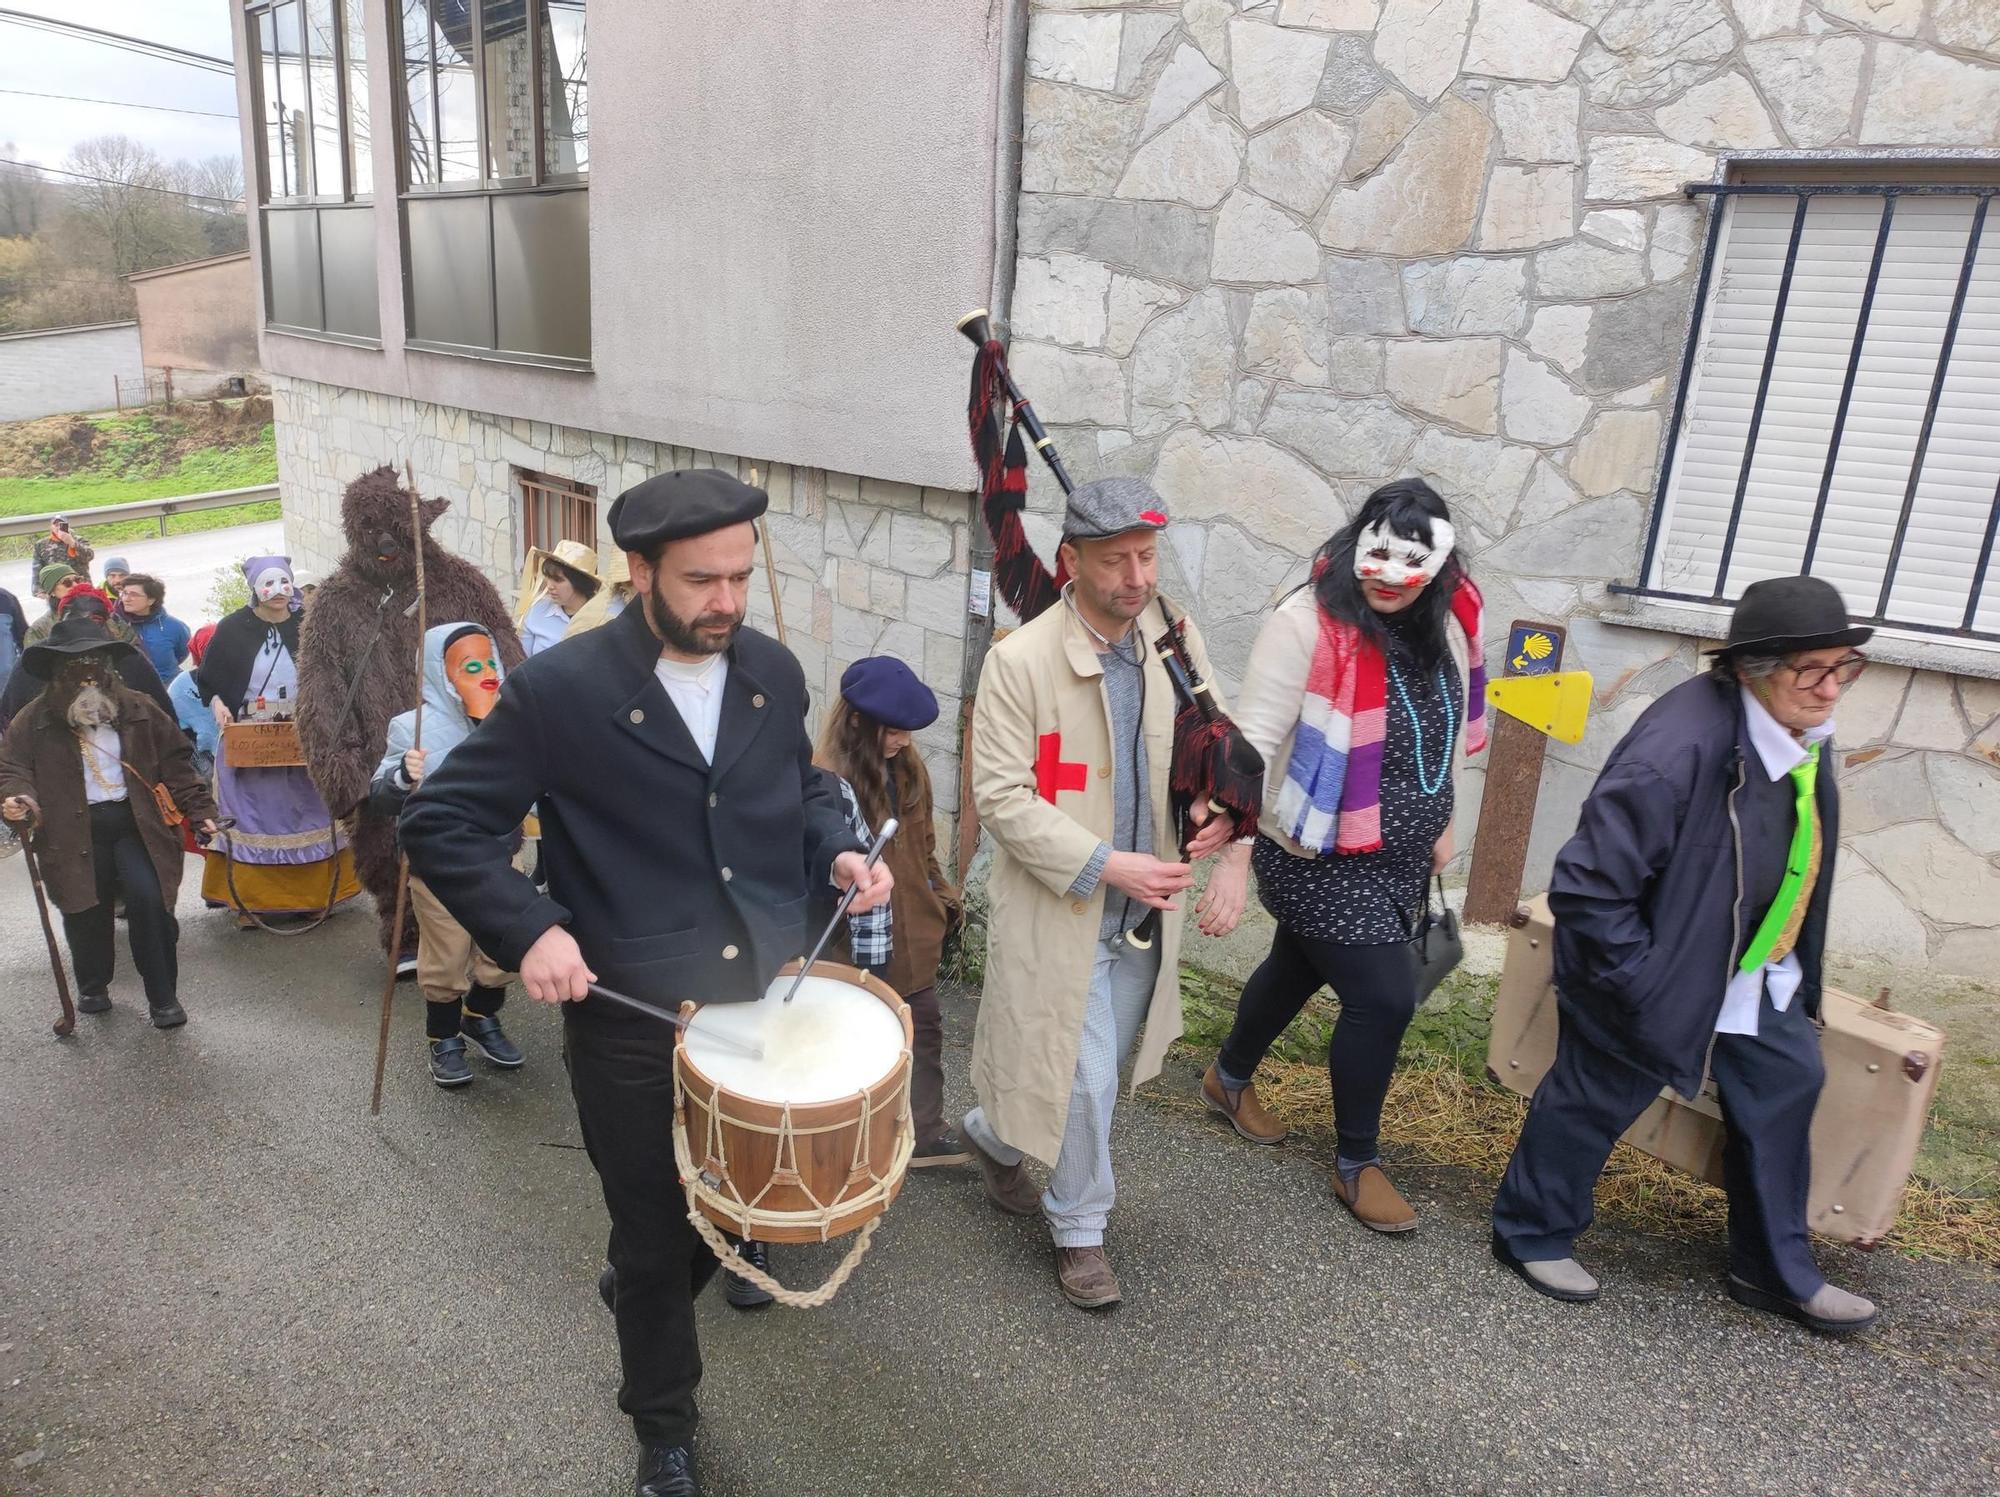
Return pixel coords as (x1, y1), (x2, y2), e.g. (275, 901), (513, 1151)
(22, 615), (136, 680)
(1706, 575), (1873, 658)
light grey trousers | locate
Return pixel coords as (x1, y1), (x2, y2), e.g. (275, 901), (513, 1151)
(965, 936), (1161, 1248)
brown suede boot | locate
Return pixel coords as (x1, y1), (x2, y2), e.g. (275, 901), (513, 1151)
(1332, 1163), (1418, 1233)
(1200, 1062), (1288, 1145)
(1055, 1245), (1122, 1309)
(965, 1128), (1042, 1216)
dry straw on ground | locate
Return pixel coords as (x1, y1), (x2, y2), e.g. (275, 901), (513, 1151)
(1192, 1047), (2000, 1267)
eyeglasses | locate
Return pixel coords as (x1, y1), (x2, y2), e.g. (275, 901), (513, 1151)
(1784, 654), (1866, 690)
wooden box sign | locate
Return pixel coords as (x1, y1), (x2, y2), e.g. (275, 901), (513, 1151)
(223, 720), (306, 769)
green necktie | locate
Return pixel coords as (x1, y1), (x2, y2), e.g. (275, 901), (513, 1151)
(1738, 742), (1819, 974)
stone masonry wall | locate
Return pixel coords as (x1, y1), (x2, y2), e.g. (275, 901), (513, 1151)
(1013, 0), (2000, 974)
(269, 373), (977, 853)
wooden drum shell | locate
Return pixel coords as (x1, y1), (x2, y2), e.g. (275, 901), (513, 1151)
(674, 961), (914, 1246)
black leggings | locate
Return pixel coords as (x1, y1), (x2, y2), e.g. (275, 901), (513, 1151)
(1218, 925), (1419, 1162)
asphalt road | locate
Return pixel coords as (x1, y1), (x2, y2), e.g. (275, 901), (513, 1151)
(13, 520), (285, 619)
(1, 858), (1994, 1496)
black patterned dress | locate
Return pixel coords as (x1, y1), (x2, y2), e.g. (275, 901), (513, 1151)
(1255, 615), (1459, 946)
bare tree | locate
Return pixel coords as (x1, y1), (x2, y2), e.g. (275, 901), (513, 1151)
(0, 147), (46, 238)
(61, 136), (208, 277)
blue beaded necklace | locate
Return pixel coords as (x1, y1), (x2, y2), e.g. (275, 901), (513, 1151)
(1388, 660), (1453, 797)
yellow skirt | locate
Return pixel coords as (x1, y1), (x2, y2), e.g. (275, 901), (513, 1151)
(202, 848), (362, 916)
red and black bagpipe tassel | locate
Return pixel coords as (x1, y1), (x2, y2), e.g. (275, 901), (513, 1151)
(1128, 600), (1265, 951)
(962, 312), (1067, 623)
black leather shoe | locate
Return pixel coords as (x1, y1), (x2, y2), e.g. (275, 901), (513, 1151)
(148, 1002), (187, 1029)
(598, 1262), (616, 1313)
(461, 1011), (525, 1068)
(723, 1240), (774, 1310)
(428, 1035), (473, 1087)
(77, 990), (111, 1015)
(634, 1439), (699, 1497)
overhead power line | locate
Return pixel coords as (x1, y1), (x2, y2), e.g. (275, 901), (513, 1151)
(0, 87), (238, 120)
(0, 158), (244, 207)
(0, 9), (236, 75)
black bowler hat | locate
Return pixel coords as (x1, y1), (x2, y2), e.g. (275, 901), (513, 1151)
(1708, 575), (1873, 659)
(608, 469), (768, 554)
(840, 656), (940, 731)
(22, 615), (136, 680)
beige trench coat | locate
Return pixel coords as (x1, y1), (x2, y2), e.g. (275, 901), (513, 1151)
(969, 594), (1223, 1166)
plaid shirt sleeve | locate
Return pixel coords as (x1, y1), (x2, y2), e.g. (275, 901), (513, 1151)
(834, 776), (893, 969)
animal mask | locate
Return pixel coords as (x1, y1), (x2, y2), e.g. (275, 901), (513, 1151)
(1354, 518), (1455, 591)
(443, 632), (501, 719)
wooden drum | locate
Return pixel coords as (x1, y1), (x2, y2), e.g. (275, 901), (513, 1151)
(673, 960), (914, 1247)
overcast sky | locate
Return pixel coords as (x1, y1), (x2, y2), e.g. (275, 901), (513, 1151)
(0, 2), (242, 181)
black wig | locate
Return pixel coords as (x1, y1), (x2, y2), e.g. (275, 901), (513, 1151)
(1309, 478), (1467, 674)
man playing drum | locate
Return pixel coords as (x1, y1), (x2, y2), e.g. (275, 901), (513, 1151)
(400, 469), (891, 1497)
(962, 478), (1235, 1310)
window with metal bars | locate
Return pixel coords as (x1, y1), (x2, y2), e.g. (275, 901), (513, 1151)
(517, 469), (597, 562)
(1629, 171), (2000, 643)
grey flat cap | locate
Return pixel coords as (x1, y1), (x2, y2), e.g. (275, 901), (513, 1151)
(1062, 476), (1170, 541)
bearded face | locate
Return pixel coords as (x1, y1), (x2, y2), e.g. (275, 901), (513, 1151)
(56, 657), (118, 729)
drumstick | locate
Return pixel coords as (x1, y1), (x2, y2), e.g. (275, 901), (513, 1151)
(585, 982), (767, 1058)
(782, 818), (899, 1004)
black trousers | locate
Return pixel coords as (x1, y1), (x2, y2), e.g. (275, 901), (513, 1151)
(1492, 988), (1826, 1300)
(1218, 925), (1419, 1161)
(61, 800), (179, 1009)
(563, 1007), (720, 1445)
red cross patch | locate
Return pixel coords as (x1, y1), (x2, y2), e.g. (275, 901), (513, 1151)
(1034, 731), (1088, 804)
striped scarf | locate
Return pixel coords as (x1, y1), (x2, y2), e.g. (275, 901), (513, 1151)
(1275, 571), (1487, 856)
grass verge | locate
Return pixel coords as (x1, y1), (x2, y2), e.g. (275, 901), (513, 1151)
(1173, 964), (1999, 1267)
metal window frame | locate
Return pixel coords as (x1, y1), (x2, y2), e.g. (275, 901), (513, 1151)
(246, 0), (370, 206)
(516, 468), (599, 571)
(1616, 177), (2000, 644)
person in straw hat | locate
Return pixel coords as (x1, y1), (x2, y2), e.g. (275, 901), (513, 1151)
(0, 613), (219, 1027)
(1492, 575), (1879, 1336)
(517, 538), (602, 656)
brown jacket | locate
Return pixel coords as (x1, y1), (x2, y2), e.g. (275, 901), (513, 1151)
(830, 753), (961, 999)
(0, 686), (216, 913)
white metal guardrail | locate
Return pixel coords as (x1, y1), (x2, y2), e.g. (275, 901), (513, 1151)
(0, 485), (281, 543)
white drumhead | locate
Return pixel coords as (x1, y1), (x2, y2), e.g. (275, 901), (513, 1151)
(683, 972), (903, 1104)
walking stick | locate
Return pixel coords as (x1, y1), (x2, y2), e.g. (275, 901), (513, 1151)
(749, 464), (787, 645)
(369, 464), (430, 1115)
(14, 809), (76, 1037)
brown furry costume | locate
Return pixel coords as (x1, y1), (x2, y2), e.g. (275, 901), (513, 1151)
(295, 467), (524, 954)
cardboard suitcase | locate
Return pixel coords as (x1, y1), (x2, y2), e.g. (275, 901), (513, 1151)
(1486, 894), (1946, 1246)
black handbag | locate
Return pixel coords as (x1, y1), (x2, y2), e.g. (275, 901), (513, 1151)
(1409, 874), (1463, 1002)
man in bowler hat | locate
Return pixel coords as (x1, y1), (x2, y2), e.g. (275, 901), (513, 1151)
(1491, 575), (1879, 1335)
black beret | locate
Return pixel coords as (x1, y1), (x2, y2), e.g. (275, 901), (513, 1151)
(609, 469), (768, 553)
(840, 656), (939, 731)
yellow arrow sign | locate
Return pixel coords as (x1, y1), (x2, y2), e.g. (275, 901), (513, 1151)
(1486, 670), (1593, 745)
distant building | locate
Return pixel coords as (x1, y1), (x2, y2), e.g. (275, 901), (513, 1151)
(124, 252), (263, 403)
(0, 321), (142, 422)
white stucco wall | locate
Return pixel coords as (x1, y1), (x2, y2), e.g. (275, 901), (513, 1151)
(0, 322), (143, 422)
(232, 0), (1012, 491)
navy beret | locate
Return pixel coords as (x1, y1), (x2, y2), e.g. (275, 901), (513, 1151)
(609, 469), (768, 553)
(839, 655), (939, 731)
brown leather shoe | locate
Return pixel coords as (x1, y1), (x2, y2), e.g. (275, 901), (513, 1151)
(1332, 1163), (1417, 1233)
(965, 1129), (1042, 1216)
(1200, 1062), (1288, 1145)
(1056, 1245), (1122, 1309)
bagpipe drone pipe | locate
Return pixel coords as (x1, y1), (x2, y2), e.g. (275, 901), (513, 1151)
(958, 310), (1265, 950)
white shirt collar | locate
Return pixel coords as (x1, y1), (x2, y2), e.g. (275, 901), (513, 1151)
(1739, 687), (1833, 782)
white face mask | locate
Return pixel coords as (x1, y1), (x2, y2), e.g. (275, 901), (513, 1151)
(1354, 518), (1455, 591)
(252, 568), (294, 605)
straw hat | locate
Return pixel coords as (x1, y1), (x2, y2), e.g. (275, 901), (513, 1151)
(514, 539), (601, 621)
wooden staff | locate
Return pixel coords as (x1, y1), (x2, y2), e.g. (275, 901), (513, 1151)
(15, 810), (76, 1037)
(749, 462), (787, 645)
(369, 462), (429, 1115)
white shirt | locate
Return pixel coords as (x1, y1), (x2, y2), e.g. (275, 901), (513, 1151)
(1714, 690), (1835, 1037)
(79, 724), (128, 804)
(654, 653), (728, 764)
(520, 595), (573, 656)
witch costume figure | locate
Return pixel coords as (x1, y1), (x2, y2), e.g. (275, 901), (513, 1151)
(195, 556), (361, 922)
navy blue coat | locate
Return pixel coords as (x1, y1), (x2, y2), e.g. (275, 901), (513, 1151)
(1548, 671), (1838, 1098)
(400, 601), (861, 1015)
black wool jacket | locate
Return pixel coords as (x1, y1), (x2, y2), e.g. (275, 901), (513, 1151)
(1548, 671), (1838, 1098)
(400, 601), (862, 1015)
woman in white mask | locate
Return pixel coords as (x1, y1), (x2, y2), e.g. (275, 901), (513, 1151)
(1193, 480), (1490, 1235)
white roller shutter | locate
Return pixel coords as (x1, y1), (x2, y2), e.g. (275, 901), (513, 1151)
(1648, 188), (2000, 636)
